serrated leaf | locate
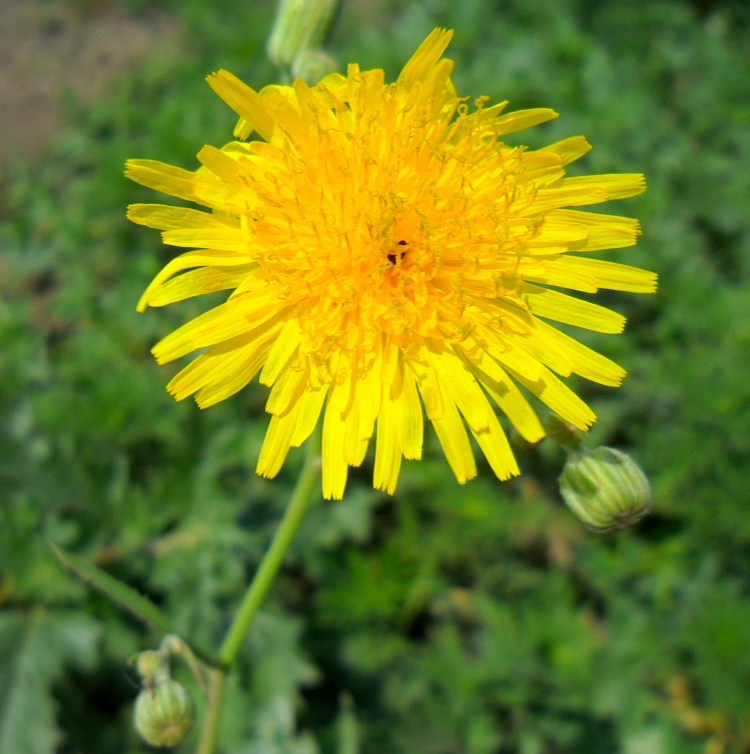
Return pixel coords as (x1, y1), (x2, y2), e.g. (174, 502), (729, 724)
(50, 543), (173, 634)
(0, 609), (100, 754)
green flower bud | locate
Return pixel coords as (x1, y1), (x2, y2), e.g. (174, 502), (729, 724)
(291, 48), (339, 83)
(133, 650), (165, 685)
(559, 447), (651, 532)
(134, 679), (194, 749)
(267, 0), (339, 71)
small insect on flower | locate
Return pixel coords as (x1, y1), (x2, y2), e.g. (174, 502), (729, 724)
(126, 29), (656, 500)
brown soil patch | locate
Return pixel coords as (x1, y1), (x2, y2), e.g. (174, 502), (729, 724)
(0, 0), (177, 164)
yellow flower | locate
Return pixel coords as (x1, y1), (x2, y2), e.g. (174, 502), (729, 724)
(126, 29), (656, 500)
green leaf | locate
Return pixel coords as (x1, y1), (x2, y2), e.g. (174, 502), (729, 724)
(0, 609), (100, 754)
(50, 543), (173, 634)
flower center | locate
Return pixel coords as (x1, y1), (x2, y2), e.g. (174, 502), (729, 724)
(249, 79), (534, 371)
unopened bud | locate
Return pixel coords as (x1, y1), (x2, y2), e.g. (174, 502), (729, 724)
(559, 447), (651, 532)
(291, 48), (339, 83)
(267, 0), (339, 71)
(133, 650), (166, 685)
(134, 679), (194, 749)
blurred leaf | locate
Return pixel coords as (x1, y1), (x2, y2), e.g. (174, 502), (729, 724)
(336, 694), (360, 754)
(0, 609), (99, 754)
(50, 544), (172, 634)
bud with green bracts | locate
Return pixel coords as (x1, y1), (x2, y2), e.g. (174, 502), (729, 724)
(559, 447), (651, 533)
(267, 0), (339, 71)
(133, 679), (194, 749)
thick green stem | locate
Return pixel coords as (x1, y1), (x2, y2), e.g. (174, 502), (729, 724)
(196, 430), (322, 754)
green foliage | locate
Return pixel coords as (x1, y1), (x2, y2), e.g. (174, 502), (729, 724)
(51, 544), (174, 636)
(0, 610), (100, 754)
(1, 0), (749, 752)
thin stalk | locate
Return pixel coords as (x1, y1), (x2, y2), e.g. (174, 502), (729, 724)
(196, 669), (225, 754)
(196, 429), (322, 754)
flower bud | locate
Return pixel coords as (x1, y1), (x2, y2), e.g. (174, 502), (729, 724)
(559, 447), (651, 532)
(291, 48), (339, 83)
(134, 679), (194, 749)
(266, 0), (339, 71)
(133, 650), (165, 685)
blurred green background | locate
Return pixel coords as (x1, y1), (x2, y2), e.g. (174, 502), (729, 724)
(2, 0), (750, 752)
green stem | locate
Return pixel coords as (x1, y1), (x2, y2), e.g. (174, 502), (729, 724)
(196, 429), (322, 754)
(196, 668), (225, 754)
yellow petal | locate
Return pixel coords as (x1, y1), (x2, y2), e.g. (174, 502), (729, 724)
(373, 392), (402, 494)
(428, 346), (495, 433)
(137, 251), (261, 311)
(161, 227), (247, 251)
(561, 173), (647, 200)
(167, 334), (273, 403)
(145, 265), (256, 308)
(322, 390), (348, 500)
(538, 135), (592, 165)
(546, 256), (658, 293)
(533, 320), (626, 387)
(127, 204), (239, 231)
(431, 397), (477, 484)
(153, 294), (286, 363)
(125, 160), (235, 210)
(550, 208), (642, 250)
(259, 318), (302, 387)
(290, 384), (328, 447)
(457, 340), (545, 443)
(195, 344), (269, 408)
(206, 70), (276, 142)
(410, 350), (444, 421)
(266, 368), (306, 416)
(397, 28), (454, 89)
(523, 284), (626, 333)
(400, 365), (424, 460)
(494, 108), (559, 136)
(256, 403), (302, 479)
(509, 362), (596, 430)
(343, 399), (370, 466)
(469, 411), (519, 481)
(355, 345), (383, 442)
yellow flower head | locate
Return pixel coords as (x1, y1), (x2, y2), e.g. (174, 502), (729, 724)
(126, 29), (656, 500)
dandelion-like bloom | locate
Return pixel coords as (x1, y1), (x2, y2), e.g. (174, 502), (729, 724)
(126, 29), (656, 499)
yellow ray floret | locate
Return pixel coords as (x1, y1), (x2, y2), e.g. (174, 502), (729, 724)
(127, 28), (656, 499)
